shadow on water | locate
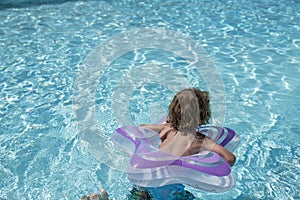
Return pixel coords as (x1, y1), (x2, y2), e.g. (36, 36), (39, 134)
(235, 195), (257, 200)
(0, 0), (83, 9)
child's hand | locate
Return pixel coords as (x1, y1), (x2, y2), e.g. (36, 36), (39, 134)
(212, 144), (236, 166)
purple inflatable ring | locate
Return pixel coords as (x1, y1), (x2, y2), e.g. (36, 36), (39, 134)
(112, 125), (240, 193)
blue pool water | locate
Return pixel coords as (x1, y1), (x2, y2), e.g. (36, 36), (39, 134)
(1, 0), (299, 199)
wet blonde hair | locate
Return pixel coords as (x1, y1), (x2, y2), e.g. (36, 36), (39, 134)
(167, 88), (211, 131)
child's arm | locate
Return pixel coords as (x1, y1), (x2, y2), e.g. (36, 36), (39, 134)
(212, 144), (236, 167)
(139, 124), (164, 132)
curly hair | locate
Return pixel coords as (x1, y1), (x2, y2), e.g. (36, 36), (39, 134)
(167, 88), (211, 131)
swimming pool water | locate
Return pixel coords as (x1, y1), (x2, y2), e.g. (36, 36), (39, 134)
(0, 0), (299, 199)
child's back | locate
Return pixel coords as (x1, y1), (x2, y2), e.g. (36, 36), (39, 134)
(157, 123), (215, 156)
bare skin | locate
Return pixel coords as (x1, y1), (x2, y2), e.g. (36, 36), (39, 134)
(141, 123), (236, 166)
(80, 188), (109, 200)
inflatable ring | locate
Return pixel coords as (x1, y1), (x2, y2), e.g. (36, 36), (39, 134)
(112, 125), (240, 193)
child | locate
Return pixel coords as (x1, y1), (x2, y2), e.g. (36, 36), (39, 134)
(137, 88), (236, 199)
(141, 88), (236, 165)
